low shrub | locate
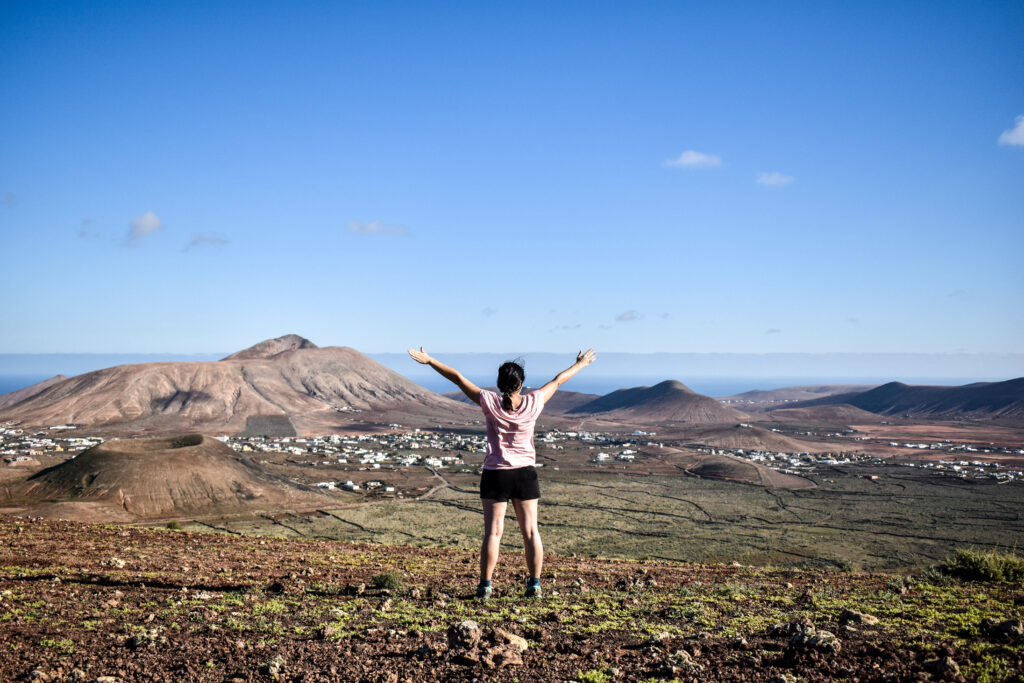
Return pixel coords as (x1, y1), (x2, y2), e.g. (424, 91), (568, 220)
(166, 521), (182, 531)
(370, 571), (403, 591)
(940, 548), (1024, 584)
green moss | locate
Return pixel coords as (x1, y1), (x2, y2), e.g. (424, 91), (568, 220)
(39, 638), (75, 655)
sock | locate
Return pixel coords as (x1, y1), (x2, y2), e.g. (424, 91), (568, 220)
(479, 580), (491, 588)
(527, 577), (540, 587)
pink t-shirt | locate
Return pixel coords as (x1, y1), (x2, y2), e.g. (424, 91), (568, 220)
(479, 389), (546, 470)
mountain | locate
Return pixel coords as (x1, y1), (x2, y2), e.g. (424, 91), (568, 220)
(567, 380), (748, 424)
(0, 336), (473, 435)
(788, 378), (1024, 420)
(0, 375), (67, 410)
(719, 384), (875, 409)
(442, 387), (602, 414)
(222, 334), (318, 360)
(12, 434), (329, 520)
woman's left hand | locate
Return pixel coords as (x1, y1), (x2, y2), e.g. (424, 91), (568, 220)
(408, 346), (432, 365)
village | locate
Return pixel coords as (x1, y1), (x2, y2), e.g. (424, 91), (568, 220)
(2, 422), (1022, 490)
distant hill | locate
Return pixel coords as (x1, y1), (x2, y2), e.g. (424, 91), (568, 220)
(221, 333), (318, 360)
(13, 434), (329, 520)
(567, 380), (748, 424)
(719, 384), (875, 410)
(763, 404), (884, 425)
(788, 378), (1024, 420)
(443, 387), (602, 414)
(0, 335), (472, 435)
(0, 375), (67, 410)
(679, 424), (825, 453)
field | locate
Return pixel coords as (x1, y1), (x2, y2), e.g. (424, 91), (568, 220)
(182, 439), (1024, 574)
(2, 519), (1023, 682)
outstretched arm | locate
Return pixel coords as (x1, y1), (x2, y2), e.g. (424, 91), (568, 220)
(537, 349), (596, 403)
(407, 346), (482, 405)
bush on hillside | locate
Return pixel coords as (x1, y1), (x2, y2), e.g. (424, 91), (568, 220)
(940, 548), (1024, 584)
(370, 571), (403, 591)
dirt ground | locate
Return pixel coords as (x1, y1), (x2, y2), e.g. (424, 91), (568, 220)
(2, 519), (1022, 682)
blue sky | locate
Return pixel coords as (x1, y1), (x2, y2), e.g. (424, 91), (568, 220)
(1, 1), (1022, 356)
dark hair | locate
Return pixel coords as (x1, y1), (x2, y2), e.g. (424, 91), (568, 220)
(497, 359), (525, 411)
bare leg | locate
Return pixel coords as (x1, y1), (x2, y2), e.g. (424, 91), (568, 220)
(512, 498), (543, 579)
(480, 499), (507, 583)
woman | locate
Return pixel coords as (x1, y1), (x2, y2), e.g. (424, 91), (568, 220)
(407, 346), (596, 599)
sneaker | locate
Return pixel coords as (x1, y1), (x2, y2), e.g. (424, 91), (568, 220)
(476, 585), (493, 600)
(524, 584), (541, 598)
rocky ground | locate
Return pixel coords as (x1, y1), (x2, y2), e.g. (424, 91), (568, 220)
(1, 519), (1022, 682)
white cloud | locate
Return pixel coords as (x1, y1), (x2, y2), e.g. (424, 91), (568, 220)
(998, 115), (1024, 146)
(346, 220), (407, 235)
(664, 150), (722, 168)
(756, 171), (794, 186)
(616, 310), (641, 322)
(127, 211), (163, 244)
(185, 234), (229, 251)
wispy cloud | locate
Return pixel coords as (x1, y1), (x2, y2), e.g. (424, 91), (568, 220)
(184, 234), (229, 251)
(127, 211), (163, 245)
(664, 150), (722, 169)
(766, 328), (782, 334)
(998, 115), (1024, 146)
(482, 307), (496, 318)
(756, 171), (794, 186)
(616, 310), (641, 322)
(346, 220), (407, 235)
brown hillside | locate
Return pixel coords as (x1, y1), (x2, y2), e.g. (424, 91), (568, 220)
(680, 424), (824, 453)
(677, 452), (815, 489)
(221, 333), (318, 360)
(0, 337), (473, 435)
(568, 380), (748, 424)
(764, 404), (883, 424)
(9, 434), (329, 519)
(720, 384), (875, 410)
(0, 375), (67, 410)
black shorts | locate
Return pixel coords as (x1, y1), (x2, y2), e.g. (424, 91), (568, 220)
(480, 466), (540, 502)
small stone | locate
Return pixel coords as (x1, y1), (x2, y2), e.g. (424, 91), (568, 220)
(261, 654), (286, 676)
(448, 620), (482, 650)
(731, 636), (748, 648)
(839, 608), (879, 626)
(646, 630), (673, 647)
(95, 678), (120, 683)
(783, 582), (794, 589)
(493, 628), (529, 652)
(981, 617), (1023, 639)
(319, 624), (336, 640)
(922, 656), (960, 678)
(378, 598), (393, 612)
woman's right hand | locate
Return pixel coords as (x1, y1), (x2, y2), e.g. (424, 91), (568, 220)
(576, 348), (596, 367)
(408, 346), (432, 365)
